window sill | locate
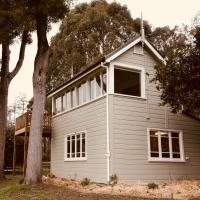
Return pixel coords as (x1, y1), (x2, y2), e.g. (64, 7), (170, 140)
(148, 158), (186, 163)
(113, 93), (147, 100)
(64, 157), (87, 162)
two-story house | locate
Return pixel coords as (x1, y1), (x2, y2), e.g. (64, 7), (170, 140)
(47, 33), (200, 183)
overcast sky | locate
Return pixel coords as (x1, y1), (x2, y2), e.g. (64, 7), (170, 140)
(7, 0), (200, 106)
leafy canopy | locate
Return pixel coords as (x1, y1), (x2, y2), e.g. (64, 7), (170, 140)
(153, 26), (200, 115)
(46, 0), (151, 91)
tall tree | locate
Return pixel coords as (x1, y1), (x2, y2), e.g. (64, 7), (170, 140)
(152, 26), (200, 115)
(24, 0), (68, 184)
(0, 1), (31, 179)
(47, 0), (152, 91)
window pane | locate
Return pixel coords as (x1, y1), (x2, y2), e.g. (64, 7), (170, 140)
(82, 133), (85, 157)
(82, 82), (87, 103)
(78, 85), (83, 105)
(114, 68), (141, 96)
(66, 91), (71, 109)
(150, 131), (159, 157)
(171, 132), (179, 138)
(161, 132), (170, 158)
(96, 75), (101, 97)
(173, 153), (180, 158)
(55, 96), (62, 113)
(76, 135), (80, 158)
(102, 72), (107, 94)
(90, 79), (95, 99)
(62, 94), (66, 111)
(172, 138), (180, 153)
(72, 135), (75, 158)
(67, 140), (70, 157)
(71, 89), (76, 107)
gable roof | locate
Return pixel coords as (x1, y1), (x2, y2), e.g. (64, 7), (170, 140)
(105, 35), (165, 63)
(47, 35), (165, 97)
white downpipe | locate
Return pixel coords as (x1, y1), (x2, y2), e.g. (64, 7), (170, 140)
(101, 62), (110, 184)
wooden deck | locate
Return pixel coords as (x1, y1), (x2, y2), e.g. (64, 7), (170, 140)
(15, 111), (51, 137)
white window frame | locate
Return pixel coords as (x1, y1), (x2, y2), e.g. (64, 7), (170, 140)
(109, 62), (146, 99)
(52, 69), (107, 117)
(64, 131), (87, 161)
(147, 128), (185, 162)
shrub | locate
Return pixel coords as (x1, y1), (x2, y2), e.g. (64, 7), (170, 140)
(81, 177), (91, 186)
(147, 182), (158, 189)
(110, 174), (118, 186)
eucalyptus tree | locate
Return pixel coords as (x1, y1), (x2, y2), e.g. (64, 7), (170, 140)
(47, 0), (152, 91)
(0, 1), (31, 179)
(24, 0), (69, 184)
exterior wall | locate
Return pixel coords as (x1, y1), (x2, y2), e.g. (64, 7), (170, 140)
(110, 45), (200, 182)
(51, 96), (107, 183)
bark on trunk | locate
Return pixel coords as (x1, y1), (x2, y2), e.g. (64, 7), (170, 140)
(0, 44), (10, 179)
(0, 32), (28, 179)
(24, 15), (49, 184)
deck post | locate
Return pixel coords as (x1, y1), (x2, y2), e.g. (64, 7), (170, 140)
(23, 112), (29, 177)
(12, 134), (16, 175)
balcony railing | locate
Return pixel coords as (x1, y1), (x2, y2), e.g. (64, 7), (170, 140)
(15, 111), (51, 136)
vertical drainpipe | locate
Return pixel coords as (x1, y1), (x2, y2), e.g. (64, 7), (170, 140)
(101, 62), (110, 184)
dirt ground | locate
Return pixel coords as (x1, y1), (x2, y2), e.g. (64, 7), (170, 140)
(0, 175), (200, 200)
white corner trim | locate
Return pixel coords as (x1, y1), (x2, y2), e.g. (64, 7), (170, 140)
(105, 37), (141, 62)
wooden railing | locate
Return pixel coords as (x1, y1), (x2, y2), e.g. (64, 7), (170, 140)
(15, 111), (51, 132)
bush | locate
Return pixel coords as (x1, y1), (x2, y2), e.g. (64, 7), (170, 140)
(147, 182), (158, 189)
(110, 174), (118, 186)
(81, 177), (91, 186)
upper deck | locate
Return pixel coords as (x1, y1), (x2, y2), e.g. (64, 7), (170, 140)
(15, 111), (51, 137)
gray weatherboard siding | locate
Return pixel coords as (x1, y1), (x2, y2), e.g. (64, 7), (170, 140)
(51, 97), (107, 183)
(109, 45), (200, 182)
(51, 43), (200, 183)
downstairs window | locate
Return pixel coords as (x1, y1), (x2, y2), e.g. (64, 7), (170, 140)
(64, 131), (86, 161)
(148, 129), (184, 162)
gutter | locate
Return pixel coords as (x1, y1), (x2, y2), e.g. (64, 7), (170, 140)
(101, 62), (110, 184)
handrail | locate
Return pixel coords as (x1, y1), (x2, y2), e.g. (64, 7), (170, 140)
(15, 111), (51, 132)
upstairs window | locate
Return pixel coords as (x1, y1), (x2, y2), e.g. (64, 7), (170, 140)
(114, 68), (141, 97)
(148, 129), (184, 162)
(65, 131), (86, 161)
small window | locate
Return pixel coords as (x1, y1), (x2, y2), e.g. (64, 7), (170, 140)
(148, 129), (184, 162)
(114, 68), (141, 97)
(65, 131), (86, 161)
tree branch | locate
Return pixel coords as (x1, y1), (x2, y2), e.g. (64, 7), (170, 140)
(9, 30), (29, 81)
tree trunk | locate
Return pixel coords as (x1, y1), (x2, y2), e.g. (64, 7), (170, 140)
(0, 44), (10, 179)
(24, 15), (49, 184)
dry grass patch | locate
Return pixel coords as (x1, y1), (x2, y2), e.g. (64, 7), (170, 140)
(43, 176), (200, 200)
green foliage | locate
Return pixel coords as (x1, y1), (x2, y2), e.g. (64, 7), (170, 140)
(109, 174), (118, 186)
(153, 26), (200, 115)
(5, 125), (24, 169)
(0, 184), (27, 194)
(80, 177), (91, 186)
(47, 0), (152, 91)
(147, 182), (158, 190)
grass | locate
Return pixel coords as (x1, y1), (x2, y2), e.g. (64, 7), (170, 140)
(0, 184), (27, 194)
